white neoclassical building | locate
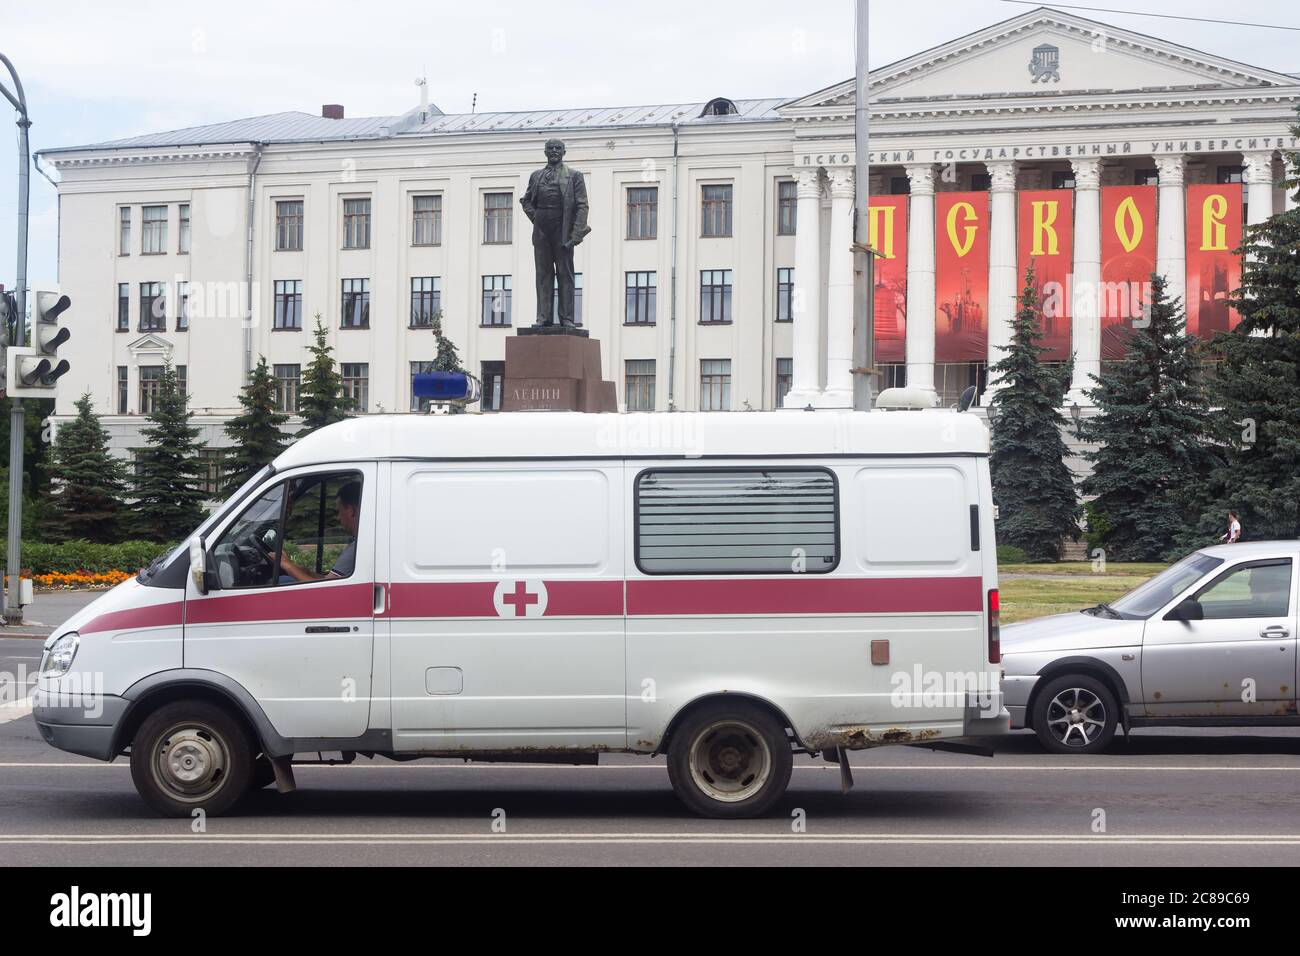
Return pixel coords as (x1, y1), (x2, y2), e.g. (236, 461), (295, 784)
(37, 7), (1300, 481)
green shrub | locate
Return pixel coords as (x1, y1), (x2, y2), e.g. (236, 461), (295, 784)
(997, 545), (1029, 564)
(0, 539), (177, 575)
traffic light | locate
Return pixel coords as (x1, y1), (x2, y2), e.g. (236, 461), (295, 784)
(5, 289), (71, 397)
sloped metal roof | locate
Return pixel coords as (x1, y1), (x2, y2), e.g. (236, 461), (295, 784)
(46, 97), (787, 154)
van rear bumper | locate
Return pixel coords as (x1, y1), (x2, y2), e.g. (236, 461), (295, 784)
(33, 694), (129, 762)
(961, 703), (1011, 737)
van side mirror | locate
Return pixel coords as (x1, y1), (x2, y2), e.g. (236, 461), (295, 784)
(1165, 597), (1203, 622)
(189, 535), (208, 595)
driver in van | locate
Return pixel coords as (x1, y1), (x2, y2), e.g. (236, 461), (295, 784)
(278, 481), (362, 582)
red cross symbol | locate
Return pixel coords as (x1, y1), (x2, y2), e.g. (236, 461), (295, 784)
(501, 580), (539, 616)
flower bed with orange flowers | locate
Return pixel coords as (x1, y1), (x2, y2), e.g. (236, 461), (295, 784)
(33, 570), (133, 591)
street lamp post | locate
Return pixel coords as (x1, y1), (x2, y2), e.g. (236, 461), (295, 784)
(1, 51), (31, 625)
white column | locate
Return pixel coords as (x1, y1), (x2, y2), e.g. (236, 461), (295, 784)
(1154, 154), (1187, 309)
(783, 167), (823, 408)
(1242, 150), (1277, 226)
(984, 160), (1017, 401)
(903, 163), (937, 395)
(820, 168), (856, 407)
(1067, 158), (1102, 404)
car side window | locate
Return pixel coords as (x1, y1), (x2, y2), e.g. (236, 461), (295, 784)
(280, 472), (364, 582)
(210, 484), (285, 590)
(1195, 559), (1292, 620)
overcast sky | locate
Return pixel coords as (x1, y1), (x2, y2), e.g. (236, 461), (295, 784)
(3, 0), (1299, 286)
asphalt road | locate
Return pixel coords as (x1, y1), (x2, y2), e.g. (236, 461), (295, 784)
(3, 592), (1300, 866)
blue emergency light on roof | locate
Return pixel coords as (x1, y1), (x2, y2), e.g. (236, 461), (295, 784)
(412, 371), (481, 405)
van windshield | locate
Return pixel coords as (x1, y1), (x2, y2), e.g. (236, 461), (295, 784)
(138, 464), (275, 587)
(1107, 552), (1224, 619)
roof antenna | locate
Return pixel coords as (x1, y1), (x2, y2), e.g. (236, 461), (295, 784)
(471, 92), (477, 114)
(415, 72), (428, 122)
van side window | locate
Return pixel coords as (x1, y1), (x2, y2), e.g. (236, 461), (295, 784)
(635, 468), (838, 574)
(209, 471), (362, 589)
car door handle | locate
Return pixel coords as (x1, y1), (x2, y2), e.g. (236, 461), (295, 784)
(305, 625), (352, 634)
(1259, 625), (1291, 639)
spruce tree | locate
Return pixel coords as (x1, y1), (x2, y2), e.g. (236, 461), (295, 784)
(45, 393), (130, 543)
(298, 314), (352, 436)
(431, 312), (465, 373)
(1180, 111), (1300, 544)
(223, 356), (289, 494)
(988, 265), (1080, 561)
(1079, 274), (1216, 560)
(133, 362), (208, 539)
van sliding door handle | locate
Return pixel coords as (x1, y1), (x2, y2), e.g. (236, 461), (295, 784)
(305, 625), (352, 634)
(373, 584), (387, 614)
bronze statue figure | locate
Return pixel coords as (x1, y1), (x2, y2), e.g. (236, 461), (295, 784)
(520, 139), (590, 327)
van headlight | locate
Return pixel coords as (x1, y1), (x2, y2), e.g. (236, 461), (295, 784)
(42, 632), (79, 676)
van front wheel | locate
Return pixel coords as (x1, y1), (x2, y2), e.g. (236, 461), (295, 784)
(129, 701), (254, 817)
(667, 702), (793, 818)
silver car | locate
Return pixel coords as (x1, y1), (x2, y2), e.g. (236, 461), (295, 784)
(1002, 541), (1298, 754)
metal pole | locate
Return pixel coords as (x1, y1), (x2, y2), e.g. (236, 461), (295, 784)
(851, 0), (874, 410)
(1, 52), (29, 624)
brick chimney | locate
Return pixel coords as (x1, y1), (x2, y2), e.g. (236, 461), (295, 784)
(322, 104), (345, 120)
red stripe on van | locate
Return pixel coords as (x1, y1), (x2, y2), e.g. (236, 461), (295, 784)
(626, 576), (984, 616)
(80, 601), (184, 635)
(386, 580), (624, 618)
(543, 580), (624, 616)
(185, 582), (373, 625)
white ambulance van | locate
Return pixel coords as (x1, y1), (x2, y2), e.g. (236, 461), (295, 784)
(34, 409), (1007, 818)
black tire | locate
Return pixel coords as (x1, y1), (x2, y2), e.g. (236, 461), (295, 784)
(129, 700), (254, 817)
(666, 701), (793, 818)
(1031, 674), (1119, 755)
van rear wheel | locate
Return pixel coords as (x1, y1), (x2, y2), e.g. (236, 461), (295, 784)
(129, 701), (254, 817)
(667, 701), (793, 818)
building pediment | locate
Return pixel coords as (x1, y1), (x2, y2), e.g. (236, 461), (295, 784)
(782, 7), (1299, 119)
(127, 333), (173, 358)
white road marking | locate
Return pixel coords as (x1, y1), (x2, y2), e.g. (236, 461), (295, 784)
(2, 760), (1300, 771)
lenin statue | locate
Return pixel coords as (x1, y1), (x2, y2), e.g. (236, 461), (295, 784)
(520, 139), (591, 327)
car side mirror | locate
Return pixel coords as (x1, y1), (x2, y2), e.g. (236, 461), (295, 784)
(189, 535), (209, 595)
(1165, 597), (1203, 622)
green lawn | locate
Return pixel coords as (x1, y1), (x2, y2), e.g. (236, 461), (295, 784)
(999, 563), (1166, 624)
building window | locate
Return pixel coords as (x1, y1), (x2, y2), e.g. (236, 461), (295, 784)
(176, 365), (187, 395)
(776, 357), (793, 407)
(139, 282), (165, 331)
(340, 278), (369, 328)
(481, 275), (512, 327)
(273, 363), (300, 413)
(700, 270), (733, 324)
(198, 449), (226, 497)
(634, 468), (838, 574)
(970, 173), (992, 191)
(142, 205), (168, 254)
(1051, 171), (1076, 190)
(412, 195), (442, 246)
(776, 268), (794, 323)
(119, 207), (131, 255)
(1218, 165), (1249, 215)
(410, 360), (436, 412)
(699, 358), (732, 411)
(341, 363), (369, 411)
(701, 184), (733, 237)
(890, 176), (910, 196)
(625, 359), (656, 411)
(483, 192), (513, 244)
(176, 281), (189, 331)
(777, 181), (797, 235)
(343, 198), (371, 249)
(178, 203), (191, 254)
(1135, 168), (1159, 186)
(879, 363), (906, 391)
(627, 186), (658, 239)
(550, 272), (583, 326)
(625, 271), (656, 325)
(117, 283), (129, 331)
(274, 280), (303, 330)
(410, 276), (441, 328)
(481, 361), (505, 412)
(276, 200), (304, 251)
(935, 362), (987, 410)
(117, 366), (128, 414)
(139, 366), (164, 414)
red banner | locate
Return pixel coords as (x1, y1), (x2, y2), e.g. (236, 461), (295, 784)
(867, 195), (908, 364)
(1185, 183), (1243, 339)
(1099, 185), (1157, 359)
(933, 192), (989, 363)
(1017, 189), (1074, 361)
